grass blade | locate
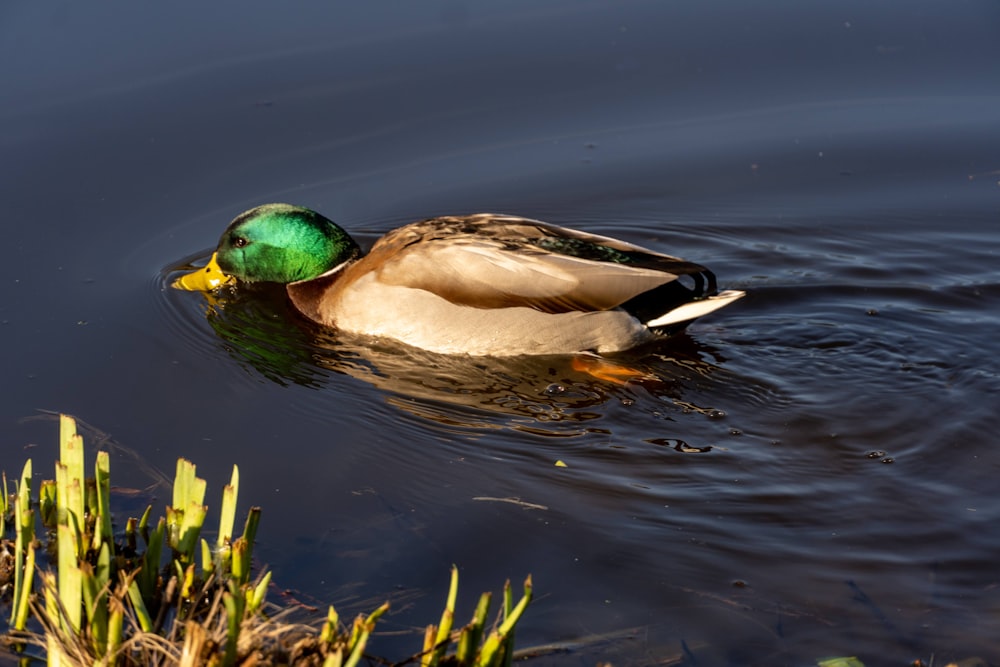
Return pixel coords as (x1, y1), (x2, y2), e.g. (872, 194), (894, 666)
(456, 592), (491, 667)
(56, 521), (83, 633)
(10, 459), (33, 629)
(177, 502), (208, 564)
(1, 471), (7, 536)
(345, 602), (389, 667)
(246, 571), (272, 615)
(94, 450), (113, 551)
(319, 605), (340, 645)
(430, 565), (459, 665)
(12, 541), (35, 631)
(126, 577), (153, 633)
(218, 465), (239, 550)
(223, 582), (246, 666)
(39, 479), (57, 529)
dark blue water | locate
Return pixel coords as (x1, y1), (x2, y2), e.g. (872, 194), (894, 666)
(2, 2), (999, 665)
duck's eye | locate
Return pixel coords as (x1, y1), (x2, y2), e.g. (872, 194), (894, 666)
(233, 236), (249, 248)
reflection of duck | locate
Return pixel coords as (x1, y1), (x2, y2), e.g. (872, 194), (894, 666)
(176, 204), (744, 355)
(165, 266), (734, 435)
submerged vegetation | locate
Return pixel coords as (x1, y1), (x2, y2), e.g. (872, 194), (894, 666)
(0, 414), (531, 665)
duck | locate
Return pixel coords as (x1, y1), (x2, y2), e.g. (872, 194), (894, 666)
(174, 203), (745, 356)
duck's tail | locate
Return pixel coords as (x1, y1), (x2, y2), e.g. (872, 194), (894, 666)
(644, 289), (746, 329)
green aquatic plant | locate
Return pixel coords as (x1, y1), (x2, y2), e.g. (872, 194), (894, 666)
(421, 565), (532, 667)
(1, 414), (531, 666)
(8, 459), (35, 633)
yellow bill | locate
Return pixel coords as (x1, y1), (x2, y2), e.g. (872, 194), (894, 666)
(172, 252), (235, 291)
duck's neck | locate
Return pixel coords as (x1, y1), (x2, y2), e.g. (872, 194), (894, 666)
(275, 211), (361, 282)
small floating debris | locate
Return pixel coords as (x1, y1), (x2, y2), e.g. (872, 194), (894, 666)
(472, 496), (548, 511)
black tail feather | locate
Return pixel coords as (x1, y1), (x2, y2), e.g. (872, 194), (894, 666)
(621, 265), (718, 328)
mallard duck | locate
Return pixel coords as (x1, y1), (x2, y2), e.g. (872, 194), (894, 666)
(174, 203), (744, 355)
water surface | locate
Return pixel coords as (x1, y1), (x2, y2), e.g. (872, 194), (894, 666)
(2, 2), (999, 665)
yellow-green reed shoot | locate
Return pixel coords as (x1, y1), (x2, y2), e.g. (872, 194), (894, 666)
(499, 581), (515, 667)
(172, 458), (207, 512)
(17, 459), (32, 527)
(53, 442), (87, 636)
(422, 625), (436, 667)
(137, 504), (152, 544)
(194, 464), (239, 578)
(42, 571), (59, 633)
(137, 517), (165, 603)
(1, 470), (7, 536)
(167, 458), (208, 566)
(222, 579), (247, 666)
(242, 506), (261, 550)
(246, 571), (271, 615)
(478, 576), (532, 667)
(39, 479), (57, 529)
(218, 466), (239, 553)
(37, 572), (78, 664)
(126, 576), (153, 633)
(230, 539), (249, 588)
(231, 507), (261, 586)
(59, 415), (85, 541)
(85, 477), (98, 533)
(81, 543), (111, 655)
(56, 520), (83, 633)
(201, 538), (214, 576)
(420, 568), (533, 667)
(323, 649), (342, 667)
(107, 595), (125, 665)
(320, 605), (340, 646)
(11, 543), (36, 633)
(176, 501), (208, 566)
(179, 563), (197, 601)
(55, 464), (85, 561)
(10, 459), (35, 631)
(93, 451), (112, 551)
(344, 602), (390, 667)
(125, 516), (137, 553)
(423, 565), (459, 667)
(455, 592), (491, 666)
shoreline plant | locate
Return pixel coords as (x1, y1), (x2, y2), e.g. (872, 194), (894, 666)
(1, 414), (531, 666)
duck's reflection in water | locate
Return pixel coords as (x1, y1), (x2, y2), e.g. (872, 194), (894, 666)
(186, 275), (734, 435)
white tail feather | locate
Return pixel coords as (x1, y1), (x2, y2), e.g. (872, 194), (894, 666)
(644, 289), (746, 328)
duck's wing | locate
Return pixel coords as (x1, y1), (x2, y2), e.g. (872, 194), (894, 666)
(368, 215), (718, 315)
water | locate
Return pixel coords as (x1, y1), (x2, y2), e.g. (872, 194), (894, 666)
(2, 2), (999, 664)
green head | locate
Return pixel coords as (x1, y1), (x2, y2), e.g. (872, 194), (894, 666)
(215, 203), (361, 283)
